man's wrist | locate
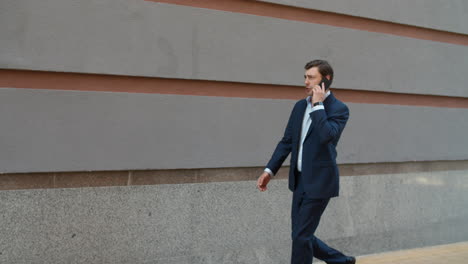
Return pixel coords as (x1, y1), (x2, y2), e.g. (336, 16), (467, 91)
(313, 101), (324, 107)
(312, 98), (324, 104)
(264, 168), (274, 177)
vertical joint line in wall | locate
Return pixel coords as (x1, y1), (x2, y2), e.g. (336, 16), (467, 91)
(128, 171), (132, 186)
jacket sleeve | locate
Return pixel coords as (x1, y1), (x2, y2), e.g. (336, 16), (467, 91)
(265, 105), (296, 175)
(311, 104), (349, 145)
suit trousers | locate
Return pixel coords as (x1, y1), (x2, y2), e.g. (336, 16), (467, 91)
(291, 170), (348, 264)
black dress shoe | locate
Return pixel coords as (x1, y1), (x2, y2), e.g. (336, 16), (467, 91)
(345, 256), (356, 264)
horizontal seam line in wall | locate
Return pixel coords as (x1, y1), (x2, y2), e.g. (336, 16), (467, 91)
(1, 160), (468, 191)
(146, 0), (468, 46)
(1, 69), (468, 109)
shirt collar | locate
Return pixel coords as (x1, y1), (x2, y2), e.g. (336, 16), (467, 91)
(306, 90), (331, 106)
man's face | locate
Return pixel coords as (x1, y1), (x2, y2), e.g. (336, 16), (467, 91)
(304, 67), (322, 97)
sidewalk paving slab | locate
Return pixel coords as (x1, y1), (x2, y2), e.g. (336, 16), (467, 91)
(315, 241), (468, 264)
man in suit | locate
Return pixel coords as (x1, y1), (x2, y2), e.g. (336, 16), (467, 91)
(256, 60), (355, 264)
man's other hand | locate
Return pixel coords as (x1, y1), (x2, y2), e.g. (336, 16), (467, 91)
(257, 172), (271, 192)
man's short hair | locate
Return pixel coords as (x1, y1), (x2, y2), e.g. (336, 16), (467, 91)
(305, 60), (334, 86)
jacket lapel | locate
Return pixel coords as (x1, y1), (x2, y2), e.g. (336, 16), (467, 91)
(295, 99), (307, 143)
(305, 113), (315, 139)
(305, 93), (335, 139)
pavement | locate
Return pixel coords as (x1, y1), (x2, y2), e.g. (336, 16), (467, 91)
(316, 241), (468, 264)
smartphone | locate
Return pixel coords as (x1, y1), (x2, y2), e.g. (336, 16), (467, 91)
(320, 77), (331, 90)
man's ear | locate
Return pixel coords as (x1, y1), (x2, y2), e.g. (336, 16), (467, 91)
(325, 75), (331, 81)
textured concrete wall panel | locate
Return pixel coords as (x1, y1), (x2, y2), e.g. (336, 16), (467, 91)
(1, 170), (467, 263)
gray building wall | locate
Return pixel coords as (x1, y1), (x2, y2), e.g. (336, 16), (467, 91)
(1, 0), (467, 263)
(259, 0), (468, 35)
(1, 0), (468, 97)
(1, 88), (467, 173)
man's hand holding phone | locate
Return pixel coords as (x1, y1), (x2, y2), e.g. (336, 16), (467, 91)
(312, 81), (327, 104)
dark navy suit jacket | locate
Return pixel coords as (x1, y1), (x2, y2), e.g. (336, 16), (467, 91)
(266, 93), (349, 198)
